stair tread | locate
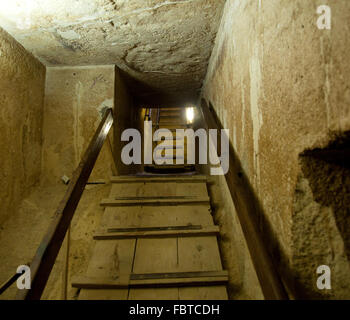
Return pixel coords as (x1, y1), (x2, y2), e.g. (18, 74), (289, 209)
(110, 175), (206, 183)
(94, 225), (220, 239)
(100, 195), (210, 206)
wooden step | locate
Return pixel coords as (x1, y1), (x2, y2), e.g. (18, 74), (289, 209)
(154, 126), (189, 130)
(158, 121), (185, 126)
(94, 225), (219, 239)
(159, 107), (182, 111)
(160, 109), (182, 112)
(159, 115), (182, 120)
(154, 148), (187, 155)
(154, 155), (184, 161)
(76, 171), (227, 300)
(163, 136), (184, 140)
(110, 175), (206, 183)
(154, 144), (183, 149)
(155, 139), (186, 144)
(100, 196), (210, 206)
(109, 179), (208, 198)
(159, 116), (184, 121)
(72, 271), (228, 289)
(144, 164), (195, 173)
(99, 205), (214, 231)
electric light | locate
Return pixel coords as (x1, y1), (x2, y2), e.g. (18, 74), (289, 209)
(186, 107), (194, 124)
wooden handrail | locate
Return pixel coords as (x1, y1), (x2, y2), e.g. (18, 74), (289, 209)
(15, 108), (114, 300)
(0, 263), (30, 295)
(198, 100), (288, 300)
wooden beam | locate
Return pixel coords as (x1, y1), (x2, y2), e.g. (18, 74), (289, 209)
(130, 270), (228, 280)
(16, 109), (114, 300)
(110, 176), (207, 183)
(107, 225), (202, 232)
(93, 226), (220, 239)
(111, 175), (207, 183)
(72, 271), (228, 289)
(100, 196), (210, 207)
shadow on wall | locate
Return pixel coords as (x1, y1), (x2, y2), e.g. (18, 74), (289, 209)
(300, 132), (350, 260)
(199, 99), (291, 298)
(201, 98), (333, 300)
(291, 131), (350, 299)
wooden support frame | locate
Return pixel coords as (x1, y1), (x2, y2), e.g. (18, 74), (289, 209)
(72, 271), (228, 289)
(93, 226), (220, 239)
(15, 109), (114, 300)
(100, 196), (210, 207)
(110, 175), (207, 183)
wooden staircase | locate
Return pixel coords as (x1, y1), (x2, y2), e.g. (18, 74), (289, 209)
(145, 108), (195, 173)
(72, 175), (228, 300)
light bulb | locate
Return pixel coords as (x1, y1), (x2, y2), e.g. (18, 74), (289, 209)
(186, 107), (194, 124)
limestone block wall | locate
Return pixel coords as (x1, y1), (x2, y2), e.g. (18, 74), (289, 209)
(202, 0), (350, 298)
(0, 27), (46, 225)
(42, 66), (115, 184)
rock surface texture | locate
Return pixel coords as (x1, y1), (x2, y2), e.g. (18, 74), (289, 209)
(42, 66), (115, 184)
(0, 27), (46, 225)
(0, 0), (225, 104)
(201, 0), (350, 299)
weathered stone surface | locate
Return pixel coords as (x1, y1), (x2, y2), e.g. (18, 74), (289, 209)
(42, 66), (116, 184)
(201, 0), (350, 298)
(292, 169), (350, 299)
(0, 182), (111, 300)
(0, 27), (46, 225)
(0, 0), (225, 103)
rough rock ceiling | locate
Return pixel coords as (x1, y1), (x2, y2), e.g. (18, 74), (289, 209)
(0, 0), (225, 105)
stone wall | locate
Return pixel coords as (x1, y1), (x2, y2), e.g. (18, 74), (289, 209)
(0, 27), (46, 225)
(42, 66), (115, 183)
(114, 67), (137, 174)
(201, 0), (350, 298)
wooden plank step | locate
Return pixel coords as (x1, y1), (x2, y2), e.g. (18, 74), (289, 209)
(154, 150), (188, 158)
(94, 225), (219, 239)
(78, 239), (135, 300)
(100, 196), (210, 206)
(110, 175), (206, 183)
(157, 127), (188, 131)
(154, 145), (183, 149)
(130, 271), (228, 280)
(158, 121), (185, 126)
(153, 127), (187, 132)
(154, 145), (187, 151)
(160, 109), (182, 113)
(72, 271), (228, 289)
(154, 145), (186, 150)
(154, 155), (184, 160)
(159, 108), (182, 111)
(144, 164), (195, 172)
(162, 136), (184, 140)
(146, 164), (194, 168)
(159, 111), (182, 115)
(109, 181), (208, 198)
(159, 116), (183, 121)
(159, 115), (182, 119)
(99, 205), (213, 231)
